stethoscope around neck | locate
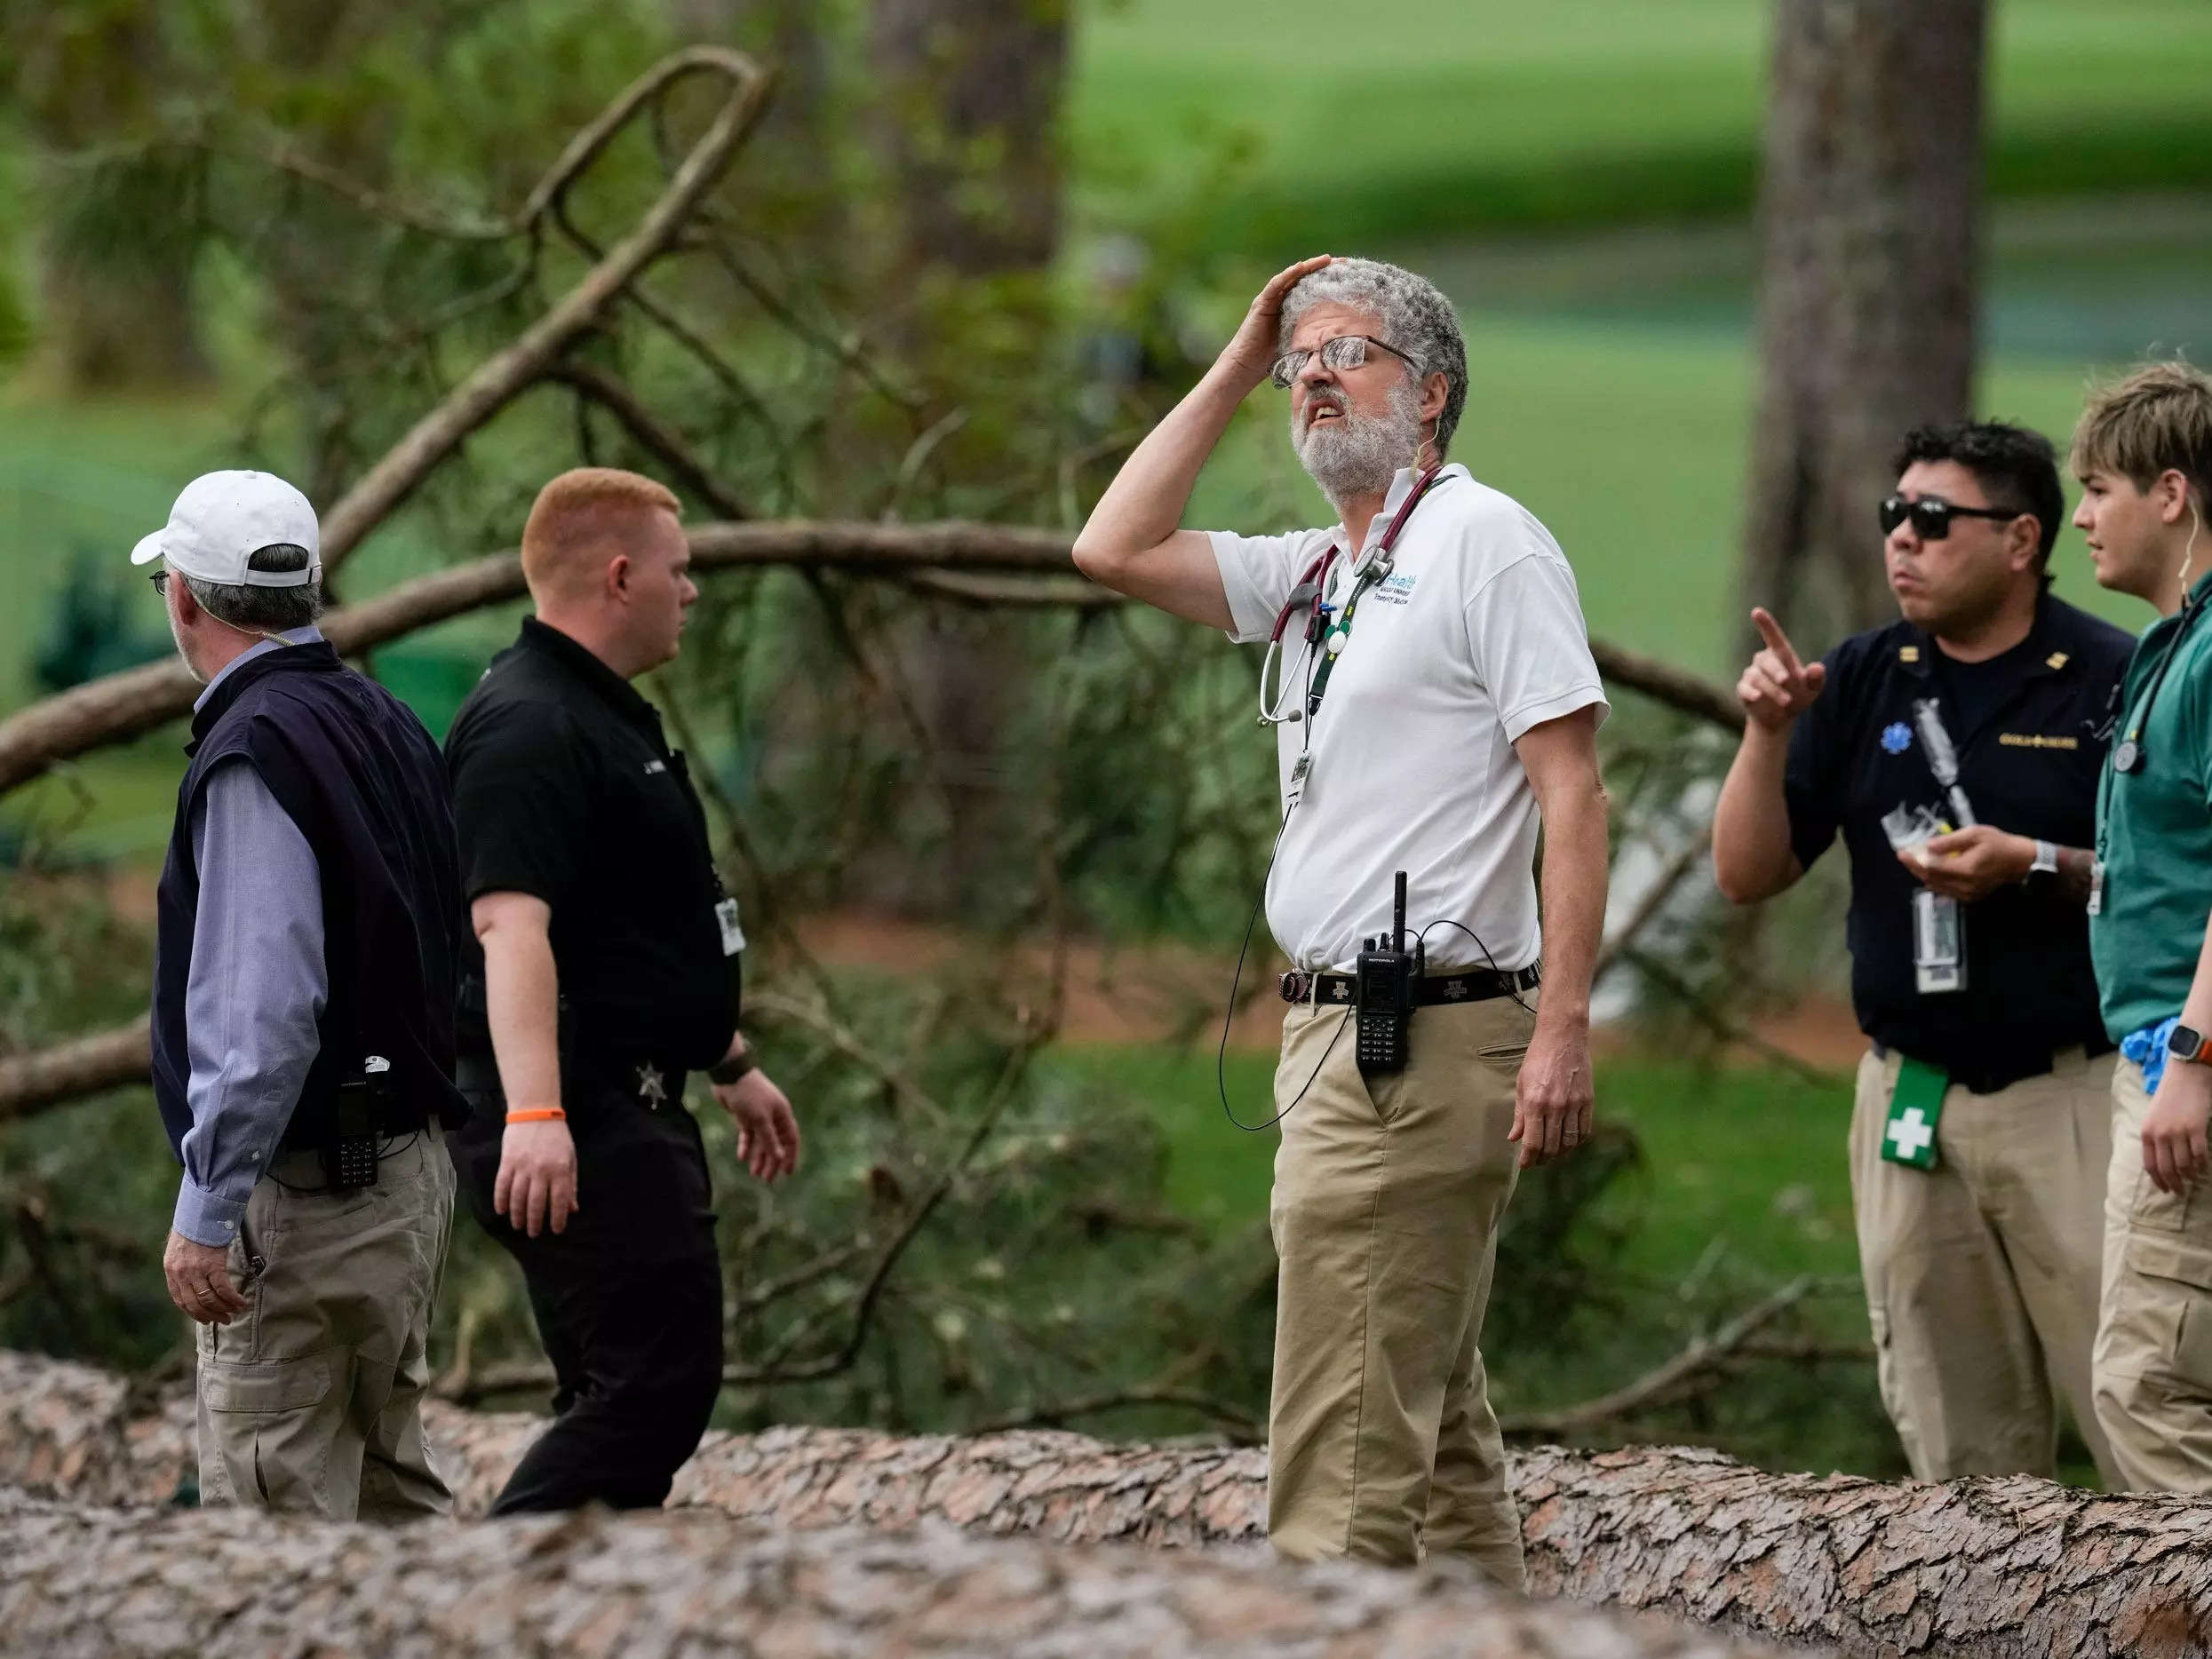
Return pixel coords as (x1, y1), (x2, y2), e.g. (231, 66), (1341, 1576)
(1257, 463), (1444, 726)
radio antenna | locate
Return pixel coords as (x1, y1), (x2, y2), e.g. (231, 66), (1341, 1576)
(1393, 870), (1408, 954)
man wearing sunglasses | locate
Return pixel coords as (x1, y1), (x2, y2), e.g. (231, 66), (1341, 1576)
(1714, 422), (2131, 1485)
(1073, 256), (1610, 1583)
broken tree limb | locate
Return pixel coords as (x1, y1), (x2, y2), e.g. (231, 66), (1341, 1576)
(0, 1488), (1791, 1659)
(0, 520), (1069, 802)
(5, 1347), (2210, 1658)
(312, 47), (776, 576)
(1495, 1275), (1818, 1438)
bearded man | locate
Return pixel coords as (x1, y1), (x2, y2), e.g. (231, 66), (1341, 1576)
(1072, 255), (1611, 1582)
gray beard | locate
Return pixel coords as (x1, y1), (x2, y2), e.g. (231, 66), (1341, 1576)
(1293, 381), (1424, 505)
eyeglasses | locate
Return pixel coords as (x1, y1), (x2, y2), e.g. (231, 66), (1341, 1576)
(1270, 334), (1420, 390)
(148, 570), (170, 596)
(1879, 494), (2025, 541)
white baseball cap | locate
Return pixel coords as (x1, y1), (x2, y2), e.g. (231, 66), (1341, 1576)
(130, 471), (321, 588)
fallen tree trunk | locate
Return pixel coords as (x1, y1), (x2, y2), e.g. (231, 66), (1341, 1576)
(4, 1349), (2207, 1657)
(0, 1488), (1790, 1659)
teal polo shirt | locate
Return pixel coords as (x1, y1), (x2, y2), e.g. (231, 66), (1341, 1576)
(2093, 572), (2212, 1040)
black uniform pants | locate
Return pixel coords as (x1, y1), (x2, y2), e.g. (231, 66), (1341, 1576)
(451, 1060), (723, 1513)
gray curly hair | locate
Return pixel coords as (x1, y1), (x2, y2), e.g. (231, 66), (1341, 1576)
(1277, 258), (1468, 457)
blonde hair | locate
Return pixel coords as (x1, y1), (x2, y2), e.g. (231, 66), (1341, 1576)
(520, 468), (682, 599)
(2071, 361), (2212, 507)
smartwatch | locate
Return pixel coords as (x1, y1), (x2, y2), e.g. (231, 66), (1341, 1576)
(2165, 1025), (2212, 1068)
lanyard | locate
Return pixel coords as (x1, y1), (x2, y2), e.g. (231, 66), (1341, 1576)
(2113, 592), (2211, 774)
(1300, 464), (1444, 721)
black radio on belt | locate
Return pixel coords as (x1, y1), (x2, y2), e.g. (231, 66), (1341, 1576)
(1355, 872), (1420, 1077)
(324, 1058), (393, 1191)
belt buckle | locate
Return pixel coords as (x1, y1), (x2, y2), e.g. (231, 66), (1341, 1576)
(1279, 971), (1310, 1005)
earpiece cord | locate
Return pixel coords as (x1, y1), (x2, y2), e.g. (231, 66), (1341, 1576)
(1220, 613), (1339, 1132)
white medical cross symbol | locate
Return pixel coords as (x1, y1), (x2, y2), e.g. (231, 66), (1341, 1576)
(1887, 1107), (1935, 1161)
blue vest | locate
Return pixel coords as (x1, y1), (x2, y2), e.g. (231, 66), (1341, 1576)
(152, 642), (467, 1157)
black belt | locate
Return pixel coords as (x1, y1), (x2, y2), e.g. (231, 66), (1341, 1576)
(1280, 964), (1540, 1007)
(1869, 1035), (2114, 1097)
(278, 1092), (427, 1149)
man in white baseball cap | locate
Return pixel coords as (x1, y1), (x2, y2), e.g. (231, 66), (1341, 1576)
(139, 469), (472, 1523)
(131, 471), (321, 674)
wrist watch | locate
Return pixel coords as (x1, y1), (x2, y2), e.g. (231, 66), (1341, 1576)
(2165, 1025), (2212, 1068)
(2029, 839), (2059, 879)
(708, 1048), (759, 1086)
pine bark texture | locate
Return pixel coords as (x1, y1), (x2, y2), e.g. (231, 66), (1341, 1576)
(0, 1488), (1791, 1659)
(6, 1350), (2211, 1656)
(1738, 0), (1990, 653)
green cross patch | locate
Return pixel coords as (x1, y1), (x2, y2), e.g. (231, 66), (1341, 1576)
(1882, 1057), (1947, 1171)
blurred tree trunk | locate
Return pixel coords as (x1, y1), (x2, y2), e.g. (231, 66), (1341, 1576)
(1738, 0), (1990, 655)
(864, 0), (1071, 917)
(867, 0), (1068, 285)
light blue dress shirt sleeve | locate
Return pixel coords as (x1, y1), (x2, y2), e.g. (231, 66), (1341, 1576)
(172, 756), (329, 1247)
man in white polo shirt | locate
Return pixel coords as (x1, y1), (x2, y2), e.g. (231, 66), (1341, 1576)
(1073, 255), (1610, 1583)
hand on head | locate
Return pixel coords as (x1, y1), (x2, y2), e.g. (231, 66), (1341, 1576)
(1737, 607), (1826, 732)
(1221, 255), (1333, 388)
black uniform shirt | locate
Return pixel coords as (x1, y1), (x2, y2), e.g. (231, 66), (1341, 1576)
(1783, 592), (2132, 1093)
(445, 617), (740, 1072)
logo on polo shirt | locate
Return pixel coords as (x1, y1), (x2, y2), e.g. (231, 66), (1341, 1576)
(1881, 722), (1913, 755)
(1372, 571), (1418, 606)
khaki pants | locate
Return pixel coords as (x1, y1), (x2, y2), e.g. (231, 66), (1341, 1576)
(1849, 1047), (2115, 1484)
(195, 1125), (455, 1520)
(2094, 1059), (2212, 1492)
(1268, 993), (1531, 1584)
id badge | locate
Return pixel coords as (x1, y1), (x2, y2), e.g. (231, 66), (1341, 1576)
(2088, 858), (2105, 917)
(1912, 888), (1964, 994)
(714, 897), (746, 957)
(1285, 751), (1313, 814)
(1882, 1056), (1947, 1171)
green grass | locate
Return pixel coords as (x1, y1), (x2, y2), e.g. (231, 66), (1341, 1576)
(1073, 0), (2212, 250)
(1046, 1042), (1858, 1279)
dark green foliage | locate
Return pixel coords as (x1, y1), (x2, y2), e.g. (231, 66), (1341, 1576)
(31, 552), (171, 695)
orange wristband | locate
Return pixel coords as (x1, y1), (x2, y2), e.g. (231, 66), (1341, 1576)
(505, 1107), (567, 1124)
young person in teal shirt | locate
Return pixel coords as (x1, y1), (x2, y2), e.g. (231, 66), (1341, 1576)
(2079, 360), (2212, 1492)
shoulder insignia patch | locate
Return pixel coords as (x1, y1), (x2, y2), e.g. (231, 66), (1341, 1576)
(2047, 651), (2070, 671)
(1898, 645), (1921, 663)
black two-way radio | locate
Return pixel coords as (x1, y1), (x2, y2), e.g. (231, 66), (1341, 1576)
(1355, 871), (1420, 1076)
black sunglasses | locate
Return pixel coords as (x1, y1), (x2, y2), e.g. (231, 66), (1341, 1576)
(1879, 494), (2025, 541)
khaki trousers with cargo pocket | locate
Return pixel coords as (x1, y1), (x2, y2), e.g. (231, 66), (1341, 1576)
(1267, 993), (1531, 1585)
(195, 1124), (455, 1520)
(2094, 1059), (2212, 1492)
(1849, 1047), (2116, 1484)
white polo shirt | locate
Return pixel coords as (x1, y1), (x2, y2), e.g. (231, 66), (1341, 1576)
(1210, 464), (1606, 974)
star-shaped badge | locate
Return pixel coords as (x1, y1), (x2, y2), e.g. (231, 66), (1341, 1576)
(636, 1062), (667, 1107)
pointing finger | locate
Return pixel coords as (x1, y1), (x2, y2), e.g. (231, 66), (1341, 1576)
(1751, 607), (1803, 675)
